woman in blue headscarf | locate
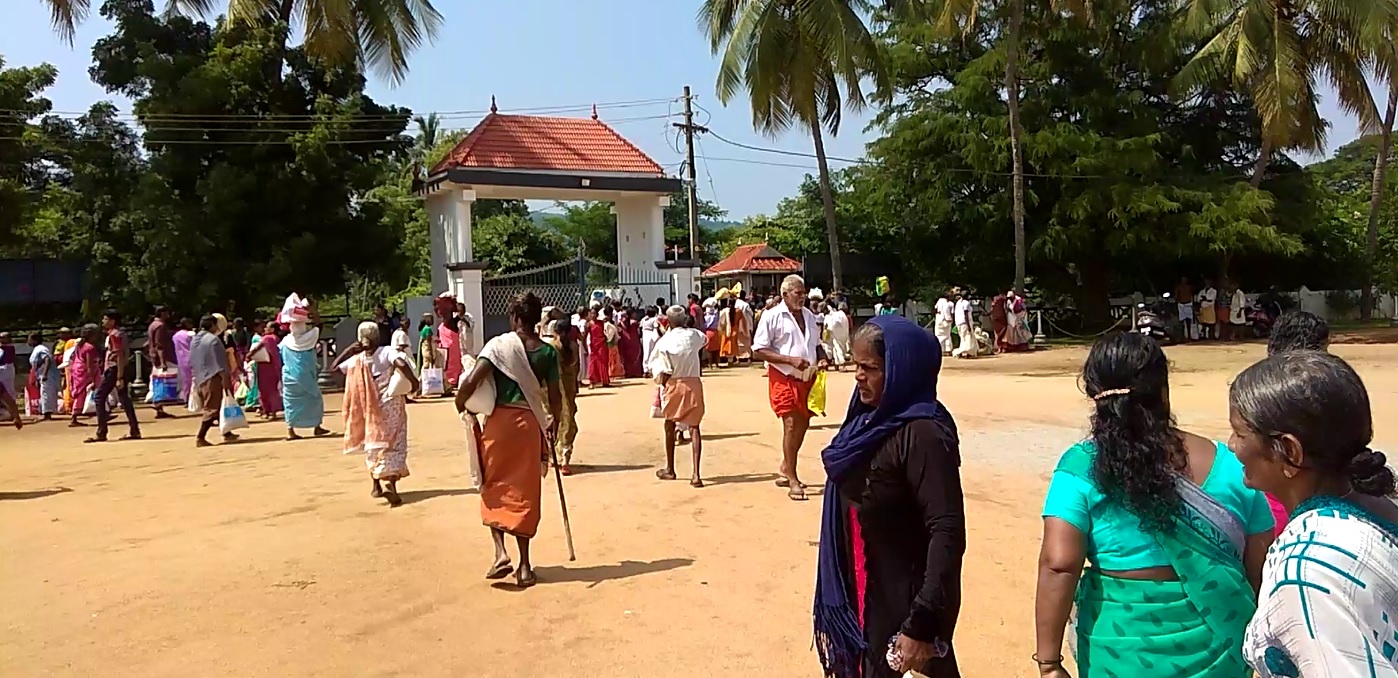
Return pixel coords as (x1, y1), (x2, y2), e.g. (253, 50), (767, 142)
(814, 315), (964, 678)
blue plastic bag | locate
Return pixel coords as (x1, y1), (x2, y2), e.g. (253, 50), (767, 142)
(150, 367), (180, 404)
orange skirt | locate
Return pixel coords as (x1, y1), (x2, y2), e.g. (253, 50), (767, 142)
(705, 329), (720, 352)
(661, 377), (705, 427)
(768, 366), (812, 418)
(479, 405), (544, 538)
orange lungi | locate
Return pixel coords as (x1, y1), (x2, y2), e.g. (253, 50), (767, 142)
(661, 376), (705, 427)
(479, 404), (544, 538)
(767, 366), (812, 418)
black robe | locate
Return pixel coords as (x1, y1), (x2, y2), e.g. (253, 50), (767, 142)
(837, 418), (966, 678)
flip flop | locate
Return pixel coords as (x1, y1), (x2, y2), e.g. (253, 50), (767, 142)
(656, 469), (677, 481)
(383, 488), (402, 508)
(690, 478), (705, 489)
(118, 434), (141, 441)
(83, 436), (107, 444)
(774, 478), (808, 489)
(516, 570), (537, 589)
(486, 562), (514, 580)
(788, 487), (808, 501)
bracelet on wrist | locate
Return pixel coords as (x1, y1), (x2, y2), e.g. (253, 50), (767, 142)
(1032, 653), (1063, 666)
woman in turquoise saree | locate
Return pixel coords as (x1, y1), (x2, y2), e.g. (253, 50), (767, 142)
(1034, 333), (1275, 678)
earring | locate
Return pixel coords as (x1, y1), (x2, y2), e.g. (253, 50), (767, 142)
(1283, 468), (1297, 479)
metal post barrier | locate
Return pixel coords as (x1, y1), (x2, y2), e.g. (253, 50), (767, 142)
(317, 337), (338, 389)
(1032, 309), (1049, 346)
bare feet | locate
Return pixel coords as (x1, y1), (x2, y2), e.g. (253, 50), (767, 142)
(313, 427), (331, 437)
(690, 477), (705, 488)
(195, 439), (212, 448)
(286, 430), (302, 440)
(382, 480), (402, 507)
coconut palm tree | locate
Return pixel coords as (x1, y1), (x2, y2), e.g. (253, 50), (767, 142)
(1360, 37), (1398, 319)
(1175, 0), (1395, 283)
(699, 0), (888, 291)
(414, 112), (439, 152)
(43, 0), (442, 84)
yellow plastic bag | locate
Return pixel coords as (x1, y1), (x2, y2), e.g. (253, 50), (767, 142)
(807, 370), (828, 417)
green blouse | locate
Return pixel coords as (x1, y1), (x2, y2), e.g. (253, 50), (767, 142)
(479, 343), (560, 405)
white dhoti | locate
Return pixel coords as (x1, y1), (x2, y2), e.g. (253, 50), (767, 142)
(953, 323), (978, 358)
(934, 318), (953, 353)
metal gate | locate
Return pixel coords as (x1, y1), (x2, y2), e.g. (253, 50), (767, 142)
(481, 251), (676, 338)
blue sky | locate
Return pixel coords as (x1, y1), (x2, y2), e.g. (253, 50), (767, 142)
(1, 1), (1366, 219)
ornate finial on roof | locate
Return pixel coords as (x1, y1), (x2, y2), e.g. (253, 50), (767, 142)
(591, 104), (599, 120)
(490, 95), (497, 114)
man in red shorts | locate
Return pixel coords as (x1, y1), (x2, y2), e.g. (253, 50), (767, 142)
(752, 274), (826, 500)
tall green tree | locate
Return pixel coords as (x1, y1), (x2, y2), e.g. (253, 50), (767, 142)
(699, 0), (888, 291)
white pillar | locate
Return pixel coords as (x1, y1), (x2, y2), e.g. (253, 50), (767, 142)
(455, 189), (475, 263)
(460, 268), (485, 351)
(427, 192), (450, 294)
(613, 195), (666, 274)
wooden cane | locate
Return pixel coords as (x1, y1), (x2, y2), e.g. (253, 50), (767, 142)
(547, 439), (577, 561)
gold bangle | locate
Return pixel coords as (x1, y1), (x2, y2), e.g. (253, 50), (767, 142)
(1032, 653), (1063, 666)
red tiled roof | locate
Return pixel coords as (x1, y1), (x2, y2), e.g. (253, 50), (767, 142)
(429, 112), (667, 176)
(702, 243), (802, 277)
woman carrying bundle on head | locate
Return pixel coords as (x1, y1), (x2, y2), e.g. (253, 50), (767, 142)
(1034, 332), (1275, 678)
(1228, 351), (1398, 677)
(456, 292), (563, 589)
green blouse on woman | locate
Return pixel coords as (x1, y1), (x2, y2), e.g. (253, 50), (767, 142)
(1041, 440), (1274, 571)
(478, 344), (560, 406)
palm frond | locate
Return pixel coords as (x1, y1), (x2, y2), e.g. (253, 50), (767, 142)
(42, 0), (91, 45)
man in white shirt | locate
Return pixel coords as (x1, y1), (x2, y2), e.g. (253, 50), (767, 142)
(751, 274), (827, 500)
(953, 292), (978, 358)
(933, 291), (955, 354)
(1196, 278), (1218, 341)
(649, 305), (709, 487)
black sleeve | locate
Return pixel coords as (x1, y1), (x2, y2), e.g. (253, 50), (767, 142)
(899, 420), (966, 641)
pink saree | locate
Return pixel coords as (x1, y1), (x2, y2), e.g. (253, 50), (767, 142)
(438, 322), (463, 386)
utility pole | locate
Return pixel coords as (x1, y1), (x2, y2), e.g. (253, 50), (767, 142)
(673, 86), (708, 264)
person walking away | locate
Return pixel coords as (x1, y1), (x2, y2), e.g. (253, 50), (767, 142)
(189, 315), (238, 447)
(718, 297), (737, 367)
(27, 333), (60, 420)
(571, 306), (590, 383)
(990, 294), (1009, 353)
(87, 309), (141, 443)
(544, 318), (581, 475)
(437, 302), (464, 388)
(68, 325), (99, 426)
(56, 327), (76, 413)
(247, 321), (283, 420)
(1034, 332), (1273, 678)
(825, 303), (852, 371)
(1196, 277), (1218, 340)
(172, 318), (194, 401)
(933, 292), (955, 354)
(619, 308), (644, 378)
(605, 310), (624, 379)
(952, 294), (978, 359)
(146, 306), (178, 419)
(585, 308), (610, 388)
(640, 306), (661, 376)
(734, 291), (754, 363)
(752, 274), (827, 500)
(455, 302), (476, 357)
(334, 322), (419, 507)
(1174, 276), (1195, 340)
(815, 316), (964, 678)
(1227, 351), (1398, 677)
(391, 319), (411, 361)
(278, 295), (330, 440)
(1228, 280), (1248, 341)
(455, 292), (563, 589)
(650, 305), (709, 487)
(1004, 291), (1032, 351)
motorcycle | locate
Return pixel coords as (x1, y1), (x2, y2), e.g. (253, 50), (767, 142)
(1248, 298), (1284, 338)
(1134, 292), (1181, 344)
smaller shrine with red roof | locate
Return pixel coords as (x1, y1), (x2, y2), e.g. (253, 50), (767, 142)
(701, 242), (803, 297)
(416, 98), (689, 347)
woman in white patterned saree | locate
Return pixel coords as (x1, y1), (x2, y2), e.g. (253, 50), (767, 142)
(1228, 351), (1398, 678)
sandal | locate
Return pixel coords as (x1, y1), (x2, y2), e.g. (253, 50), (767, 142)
(383, 488), (402, 508)
(83, 436), (107, 444)
(486, 561), (514, 580)
(118, 434), (141, 441)
(559, 464), (573, 477)
(515, 569), (537, 589)
(690, 478), (705, 489)
(655, 468), (677, 481)
(774, 477), (808, 489)
(787, 487), (808, 501)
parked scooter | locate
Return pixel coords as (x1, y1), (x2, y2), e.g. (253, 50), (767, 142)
(1133, 293), (1180, 344)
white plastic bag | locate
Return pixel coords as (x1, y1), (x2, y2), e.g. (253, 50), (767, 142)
(186, 386), (201, 413)
(420, 367), (445, 397)
(458, 356), (495, 415)
(460, 411), (484, 490)
(219, 394), (249, 435)
(83, 391), (98, 415)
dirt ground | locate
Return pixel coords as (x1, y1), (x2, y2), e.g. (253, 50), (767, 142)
(4, 340), (1397, 678)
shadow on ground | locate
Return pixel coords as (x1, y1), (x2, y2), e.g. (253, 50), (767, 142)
(0, 487), (73, 501)
(533, 557), (695, 587)
(398, 488), (477, 504)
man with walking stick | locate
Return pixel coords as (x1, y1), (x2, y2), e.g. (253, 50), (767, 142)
(456, 292), (573, 588)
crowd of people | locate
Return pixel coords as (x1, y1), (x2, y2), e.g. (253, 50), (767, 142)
(4, 277), (1395, 678)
